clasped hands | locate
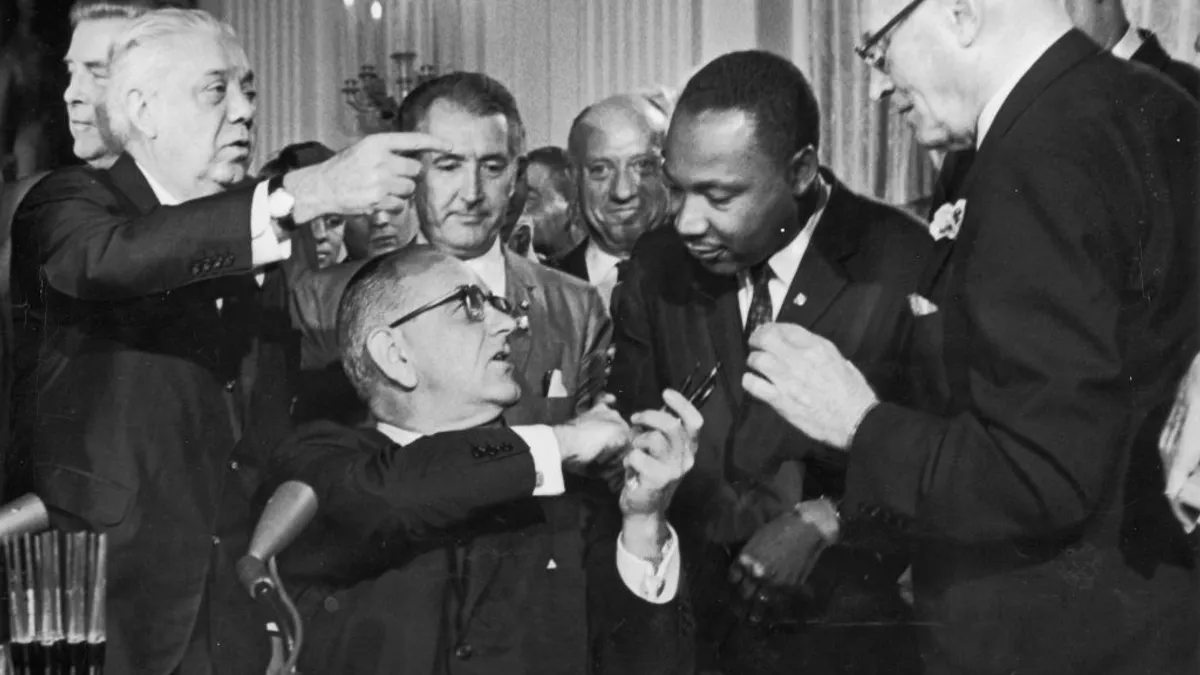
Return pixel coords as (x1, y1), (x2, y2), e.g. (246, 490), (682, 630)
(553, 391), (702, 519)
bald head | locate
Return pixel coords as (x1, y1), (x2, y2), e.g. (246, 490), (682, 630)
(568, 94), (664, 162)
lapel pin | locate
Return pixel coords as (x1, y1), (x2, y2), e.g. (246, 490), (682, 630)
(793, 292), (807, 307)
(515, 300), (531, 332)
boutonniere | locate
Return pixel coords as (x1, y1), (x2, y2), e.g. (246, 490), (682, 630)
(930, 199), (967, 241)
(515, 300), (531, 332)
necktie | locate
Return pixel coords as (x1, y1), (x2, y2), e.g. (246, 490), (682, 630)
(743, 262), (773, 342)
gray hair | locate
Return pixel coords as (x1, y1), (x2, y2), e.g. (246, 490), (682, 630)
(70, 1), (151, 27)
(105, 8), (247, 146)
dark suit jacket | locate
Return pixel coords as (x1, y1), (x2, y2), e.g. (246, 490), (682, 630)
(551, 238), (590, 282)
(930, 28), (1200, 217)
(270, 422), (692, 675)
(8, 154), (296, 675)
(609, 170), (933, 672)
(845, 32), (1200, 675)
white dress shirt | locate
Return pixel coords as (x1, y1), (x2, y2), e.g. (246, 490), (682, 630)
(137, 163), (292, 306)
(458, 236), (509, 294)
(376, 421), (680, 602)
(585, 240), (625, 312)
(976, 27), (1072, 148)
(736, 174), (830, 325)
(1110, 23), (1145, 61)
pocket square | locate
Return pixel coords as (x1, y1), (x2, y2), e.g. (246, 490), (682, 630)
(543, 368), (568, 398)
(908, 293), (939, 317)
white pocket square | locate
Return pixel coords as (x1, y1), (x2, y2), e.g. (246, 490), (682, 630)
(544, 368), (568, 398)
(908, 293), (939, 317)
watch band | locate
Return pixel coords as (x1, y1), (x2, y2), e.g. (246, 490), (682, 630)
(267, 174), (298, 232)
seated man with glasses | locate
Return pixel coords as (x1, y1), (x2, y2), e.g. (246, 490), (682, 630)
(267, 245), (699, 675)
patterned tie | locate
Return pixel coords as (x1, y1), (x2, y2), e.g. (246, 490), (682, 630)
(743, 262), (774, 342)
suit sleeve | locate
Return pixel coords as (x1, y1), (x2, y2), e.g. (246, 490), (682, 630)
(609, 254), (662, 418)
(16, 168), (257, 301)
(844, 116), (1198, 545)
(270, 422), (539, 546)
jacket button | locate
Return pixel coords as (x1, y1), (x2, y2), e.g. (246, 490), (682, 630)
(211, 536), (220, 545)
(471, 448), (485, 459)
(454, 644), (472, 660)
(229, 460), (239, 471)
(225, 380), (236, 392)
(324, 596), (339, 613)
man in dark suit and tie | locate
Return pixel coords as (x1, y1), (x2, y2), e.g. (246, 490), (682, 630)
(609, 50), (932, 674)
(744, 0), (1200, 673)
(7, 9), (450, 675)
(931, 0), (1200, 215)
(270, 245), (698, 674)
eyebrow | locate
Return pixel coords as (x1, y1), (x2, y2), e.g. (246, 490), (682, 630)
(432, 151), (510, 163)
(661, 164), (743, 192)
(64, 57), (108, 70)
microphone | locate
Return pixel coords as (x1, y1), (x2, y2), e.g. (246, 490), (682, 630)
(236, 481), (317, 599)
(0, 494), (50, 539)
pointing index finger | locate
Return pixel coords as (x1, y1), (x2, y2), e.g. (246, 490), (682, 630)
(377, 131), (453, 155)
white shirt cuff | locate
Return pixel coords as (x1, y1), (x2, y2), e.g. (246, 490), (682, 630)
(511, 425), (565, 497)
(250, 181), (293, 267)
(616, 522), (681, 604)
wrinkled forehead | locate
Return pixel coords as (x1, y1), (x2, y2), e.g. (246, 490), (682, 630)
(858, 0), (909, 34)
(160, 31), (252, 83)
(67, 18), (132, 63)
(582, 107), (659, 158)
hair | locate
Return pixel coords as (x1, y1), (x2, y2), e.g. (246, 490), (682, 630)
(105, 8), (247, 147)
(259, 141), (336, 180)
(566, 93), (666, 164)
(69, 1), (153, 26)
(337, 245), (451, 402)
(673, 50), (821, 166)
(525, 145), (574, 200)
(396, 72), (526, 157)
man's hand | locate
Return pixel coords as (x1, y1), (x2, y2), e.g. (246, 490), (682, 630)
(620, 389), (702, 518)
(742, 323), (878, 450)
(618, 389), (702, 561)
(729, 498), (839, 624)
(552, 394), (632, 472)
(284, 132), (452, 224)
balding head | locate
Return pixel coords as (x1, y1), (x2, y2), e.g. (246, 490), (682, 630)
(859, 0), (1072, 147)
(338, 245), (520, 431)
(567, 94), (669, 257)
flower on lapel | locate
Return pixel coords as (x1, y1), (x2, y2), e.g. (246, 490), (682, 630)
(930, 199), (967, 241)
(515, 300), (531, 332)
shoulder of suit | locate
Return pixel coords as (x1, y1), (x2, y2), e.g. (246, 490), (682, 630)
(18, 164), (107, 210)
(291, 419), (389, 451)
(523, 254), (599, 298)
(833, 185), (934, 256)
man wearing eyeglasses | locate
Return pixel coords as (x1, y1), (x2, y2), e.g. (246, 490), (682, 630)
(739, 1), (1200, 674)
(268, 245), (697, 674)
(393, 73), (633, 674)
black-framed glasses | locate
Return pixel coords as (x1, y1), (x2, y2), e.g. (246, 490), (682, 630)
(854, 0), (926, 71)
(387, 284), (514, 328)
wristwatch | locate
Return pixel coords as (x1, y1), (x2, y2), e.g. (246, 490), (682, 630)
(267, 174), (298, 231)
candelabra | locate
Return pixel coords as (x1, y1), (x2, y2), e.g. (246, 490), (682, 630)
(343, 52), (439, 135)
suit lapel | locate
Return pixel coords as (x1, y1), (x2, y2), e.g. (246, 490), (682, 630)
(106, 154), (162, 216)
(503, 248), (538, 378)
(1131, 30), (1171, 72)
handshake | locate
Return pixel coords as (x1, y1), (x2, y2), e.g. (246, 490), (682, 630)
(550, 392), (702, 522)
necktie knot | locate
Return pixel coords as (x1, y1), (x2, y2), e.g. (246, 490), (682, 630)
(744, 262), (774, 341)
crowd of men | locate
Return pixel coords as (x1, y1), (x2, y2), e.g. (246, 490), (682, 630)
(0, 0), (1198, 674)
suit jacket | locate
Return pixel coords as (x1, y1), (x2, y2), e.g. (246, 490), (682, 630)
(609, 169), (932, 672)
(930, 28), (1200, 218)
(844, 32), (1200, 675)
(290, 259), (368, 426)
(271, 422), (693, 675)
(8, 154), (296, 675)
(551, 237), (590, 282)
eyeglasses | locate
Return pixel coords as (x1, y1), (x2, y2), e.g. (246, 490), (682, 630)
(854, 0), (926, 71)
(387, 284), (514, 328)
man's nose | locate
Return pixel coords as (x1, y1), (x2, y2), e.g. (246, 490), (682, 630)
(869, 69), (895, 102)
(311, 218), (329, 241)
(674, 196), (707, 238)
(459, 169), (484, 206)
(489, 303), (518, 335)
(227, 85), (255, 124)
(63, 72), (86, 106)
(611, 167), (637, 204)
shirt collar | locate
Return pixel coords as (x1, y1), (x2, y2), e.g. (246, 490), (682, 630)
(976, 27), (1072, 148)
(585, 239), (624, 283)
(460, 236), (508, 295)
(376, 421), (424, 446)
(758, 173), (830, 288)
(1110, 23), (1143, 61)
(134, 159), (180, 206)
